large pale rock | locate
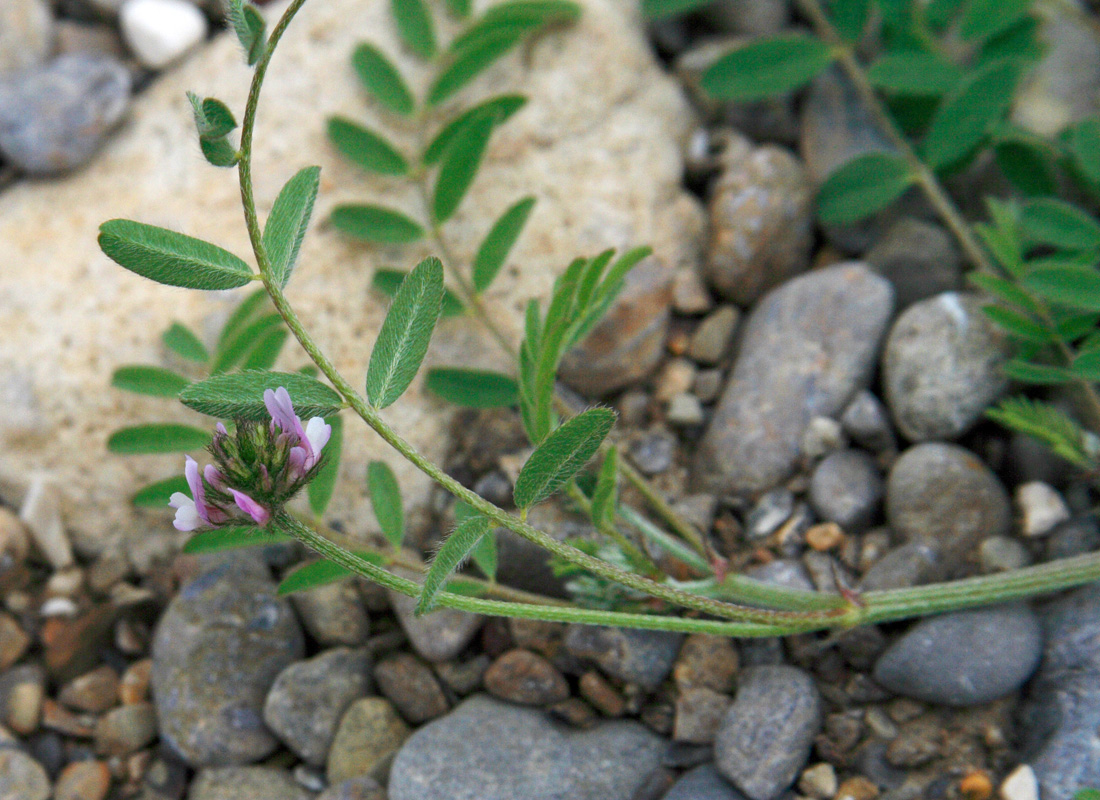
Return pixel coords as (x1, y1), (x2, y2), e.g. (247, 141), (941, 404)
(0, 0), (697, 555)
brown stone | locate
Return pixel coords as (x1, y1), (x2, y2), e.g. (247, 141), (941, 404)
(0, 613), (29, 671)
(484, 649), (569, 706)
(837, 776), (880, 800)
(327, 698), (410, 784)
(41, 698), (96, 737)
(42, 603), (118, 682)
(55, 760), (111, 800)
(94, 702), (157, 755)
(806, 522), (845, 552)
(119, 659), (152, 705)
(59, 665), (119, 713)
(673, 634), (738, 693)
(373, 654), (449, 724)
(672, 686), (731, 744)
(579, 671), (625, 717)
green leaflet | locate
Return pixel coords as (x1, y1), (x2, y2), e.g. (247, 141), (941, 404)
(179, 371), (344, 420)
(392, 0), (437, 59)
(372, 269), (464, 317)
(218, 288), (270, 348)
(1019, 198), (1100, 251)
(227, 0), (266, 65)
(99, 220), (253, 290)
(470, 529), (497, 580)
(514, 407), (616, 510)
(211, 313), (284, 374)
(422, 95), (526, 165)
(241, 327), (288, 371)
(416, 513), (491, 615)
(866, 52), (962, 96)
(959, 0), (1030, 43)
(817, 153), (913, 225)
(107, 424), (210, 455)
(263, 166), (321, 288)
(327, 117), (409, 176)
(1001, 360), (1075, 385)
(162, 322), (209, 363)
(277, 552), (386, 595)
(473, 196), (536, 292)
(590, 445), (619, 529)
(701, 34), (835, 102)
(183, 526), (292, 554)
(132, 475), (190, 508)
(111, 365), (190, 397)
(424, 367), (519, 408)
(980, 305), (1052, 343)
(640, 0), (710, 18)
(366, 257), (444, 409)
(330, 205), (425, 244)
(923, 59), (1021, 170)
(428, 32), (524, 106)
(1070, 118), (1100, 185)
(986, 397), (1091, 467)
(352, 43), (416, 116)
(433, 111), (496, 223)
(308, 415), (343, 517)
(368, 461), (405, 549)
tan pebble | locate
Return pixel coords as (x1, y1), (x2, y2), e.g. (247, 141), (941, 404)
(655, 358), (697, 403)
(55, 759), (111, 800)
(806, 522), (845, 552)
(7, 680), (43, 734)
(41, 698), (97, 737)
(959, 769), (994, 800)
(45, 567), (84, 597)
(60, 665), (120, 713)
(837, 776), (879, 800)
(119, 659), (152, 705)
(0, 612), (30, 670)
(798, 762), (838, 800)
(0, 507), (30, 579)
(579, 670), (626, 717)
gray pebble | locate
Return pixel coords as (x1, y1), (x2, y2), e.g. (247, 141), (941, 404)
(1045, 516), (1100, 561)
(0, 54), (131, 175)
(564, 625), (683, 691)
(327, 697), (410, 784)
(0, 749), (50, 800)
(744, 488), (794, 540)
(373, 653), (450, 724)
(883, 293), (1010, 441)
(152, 558), (305, 766)
(388, 695), (666, 800)
(388, 583), (483, 662)
(696, 263), (893, 495)
(840, 391), (896, 453)
(745, 559), (815, 594)
(263, 647), (372, 766)
(703, 0), (788, 36)
(664, 764), (747, 800)
(290, 580), (371, 647)
(865, 218), (962, 309)
(886, 443), (1011, 561)
(689, 306), (739, 365)
(873, 604), (1042, 706)
(316, 776), (387, 800)
(858, 542), (942, 591)
(978, 535), (1031, 573)
(187, 767), (312, 800)
(800, 416), (846, 460)
(714, 666), (822, 800)
(809, 449), (883, 532)
(630, 428), (677, 476)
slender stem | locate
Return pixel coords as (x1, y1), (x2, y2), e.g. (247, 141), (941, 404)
(565, 483), (665, 577)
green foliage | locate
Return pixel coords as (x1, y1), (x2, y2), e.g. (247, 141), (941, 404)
(424, 367), (519, 407)
(107, 424), (210, 455)
(308, 415), (343, 516)
(227, 0), (266, 65)
(99, 220), (253, 290)
(183, 526), (292, 554)
(392, 0), (437, 59)
(417, 513), (491, 614)
(179, 371), (344, 420)
(277, 552), (386, 595)
(473, 196), (536, 292)
(330, 205), (425, 244)
(212, 313), (283, 373)
(132, 475), (189, 507)
(188, 93), (239, 167)
(866, 53), (961, 96)
(701, 34), (835, 102)
(514, 407), (615, 511)
(263, 166), (321, 288)
(1069, 118), (1100, 185)
(590, 445), (619, 530)
(111, 365), (190, 397)
(368, 461), (405, 549)
(1020, 199), (1100, 251)
(986, 397), (1094, 468)
(366, 257), (444, 409)
(817, 153), (913, 224)
(352, 43), (416, 116)
(640, 0), (709, 19)
(326, 118), (409, 176)
(433, 111), (496, 223)
(372, 269), (465, 317)
(923, 60), (1021, 170)
(422, 96), (526, 165)
(162, 322), (209, 363)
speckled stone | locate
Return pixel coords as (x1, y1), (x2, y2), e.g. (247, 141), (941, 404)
(187, 767), (312, 800)
(326, 697), (411, 784)
(0, 749), (50, 800)
(564, 625), (683, 691)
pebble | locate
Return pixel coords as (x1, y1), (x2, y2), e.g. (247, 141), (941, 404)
(883, 293), (1010, 441)
(703, 0), (788, 35)
(664, 764), (746, 800)
(119, 0), (208, 69)
(696, 264), (893, 495)
(0, 614), (28, 672)
(151, 558), (305, 766)
(54, 759), (111, 800)
(688, 306), (739, 364)
(1046, 516), (1100, 560)
(564, 625), (683, 691)
(119, 658), (151, 704)
(188, 767), (313, 800)
(667, 393), (705, 426)
(579, 671), (625, 717)
(979, 535), (1031, 573)
(673, 633), (738, 693)
(672, 268), (714, 315)
(866, 218), (962, 309)
(714, 666), (822, 800)
(693, 369), (723, 403)
(841, 391), (897, 453)
(59, 665), (119, 712)
(960, 769), (994, 800)
(327, 697), (411, 784)
(705, 133), (813, 305)
(1, 664), (43, 734)
(0, 749), (50, 800)
(0, 0), (53, 77)
(798, 763), (838, 799)
(858, 542), (942, 591)
(745, 488), (794, 540)
(809, 449), (883, 533)
(94, 702), (157, 755)
(1000, 765), (1039, 800)
(484, 649), (570, 706)
(317, 776), (388, 800)
(374, 653), (450, 724)
(656, 359), (697, 403)
(873, 604), (1042, 706)
(290, 580), (371, 646)
(18, 476), (73, 570)
(388, 695), (666, 800)
(0, 53), (131, 175)
(263, 647), (372, 766)
(0, 509), (29, 588)
(1015, 481), (1070, 538)
(801, 416), (846, 460)
(55, 19), (126, 59)
(673, 686), (731, 743)
(836, 776), (879, 800)
(629, 427), (677, 476)
(388, 584), (483, 662)
(886, 443), (1011, 561)
(805, 522), (845, 552)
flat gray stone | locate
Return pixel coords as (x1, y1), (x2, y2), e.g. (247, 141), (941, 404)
(564, 625), (683, 691)
(809, 449), (883, 533)
(865, 218), (962, 309)
(664, 764), (747, 800)
(187, 767), (312, 800)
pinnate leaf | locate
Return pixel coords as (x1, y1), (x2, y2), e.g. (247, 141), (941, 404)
(99, 220), (253, 290)
(866, 52), (961, 95)
(392, 0), (437, 59)
(179, 370), (344, 420)
(474, 196), (535, 292)
(163, 322), (209, 363)
(112, 365), (190, 397)
(277, 553), (385, 595)
(425, 367), (519, 407)
(701, 34), (835, 102)
(514, 407), (615, 510)
(423, 95), (526, 165)
(352, 43), (415, 116)
(923, 60), (1020, 169)
(366, 257), (444, 408)
(368, 461), (405, 549)
(372, 269), (464, 317)
(327, 118), (408, 176)
(433, 111), (495, 223)
(817, 153), (912, 224)
(183, 526), (292, 554)
(263, 166), (321, 288)
(1019, 198), (1100, 251)
(959, 0), (1029, 42)
(308, 415), (342, 517)
(1022, 262), (1100, 311)
(330, 205), (424, 244)
(107, 424), (209, 455)
(417, 513), (491, 615)
(428, 32), (523, 106)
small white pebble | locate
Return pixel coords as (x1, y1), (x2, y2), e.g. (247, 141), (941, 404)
(667, 393), (705, 426)
(120, 0), (208, 69)
(797, 762), (838, 800)
(40, 596), (79, 618)
(1016, 481), (1070, 538)
(19, 474), (74, 570)
(1000, 764), (1038, 800)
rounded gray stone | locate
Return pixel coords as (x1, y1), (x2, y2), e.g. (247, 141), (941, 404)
(809, 449), (883, 532)
(873, 604), (1042, 706)
(0, 53), (131, 175)
(387, 573), (483, 662)
(883, 292), (1010, 441)
(316, 776), (387, 800)
(389, 695), (665, 800)
(0, 749), (49, 800)
(151, 558), (305, 767)
(664, 764), (747, 800)
(187, 767), (313, 800)
(696, 263), (894, 495)
(886, 442), (1011, 561)
(865, 218), (962, 309)
(564, 625), (683, 691)
(263, 647), (372, 766)
(714, 666), (822, 800)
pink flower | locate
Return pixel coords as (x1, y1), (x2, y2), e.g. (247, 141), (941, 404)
(230, 489), (271, 526)
(263, 387), (331, 475)
(169, 456), (211, 531)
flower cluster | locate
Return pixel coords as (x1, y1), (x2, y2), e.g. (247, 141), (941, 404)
(169, 387), (331, 532)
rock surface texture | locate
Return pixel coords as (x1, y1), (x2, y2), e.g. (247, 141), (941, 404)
(0, 0), (698, 556)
